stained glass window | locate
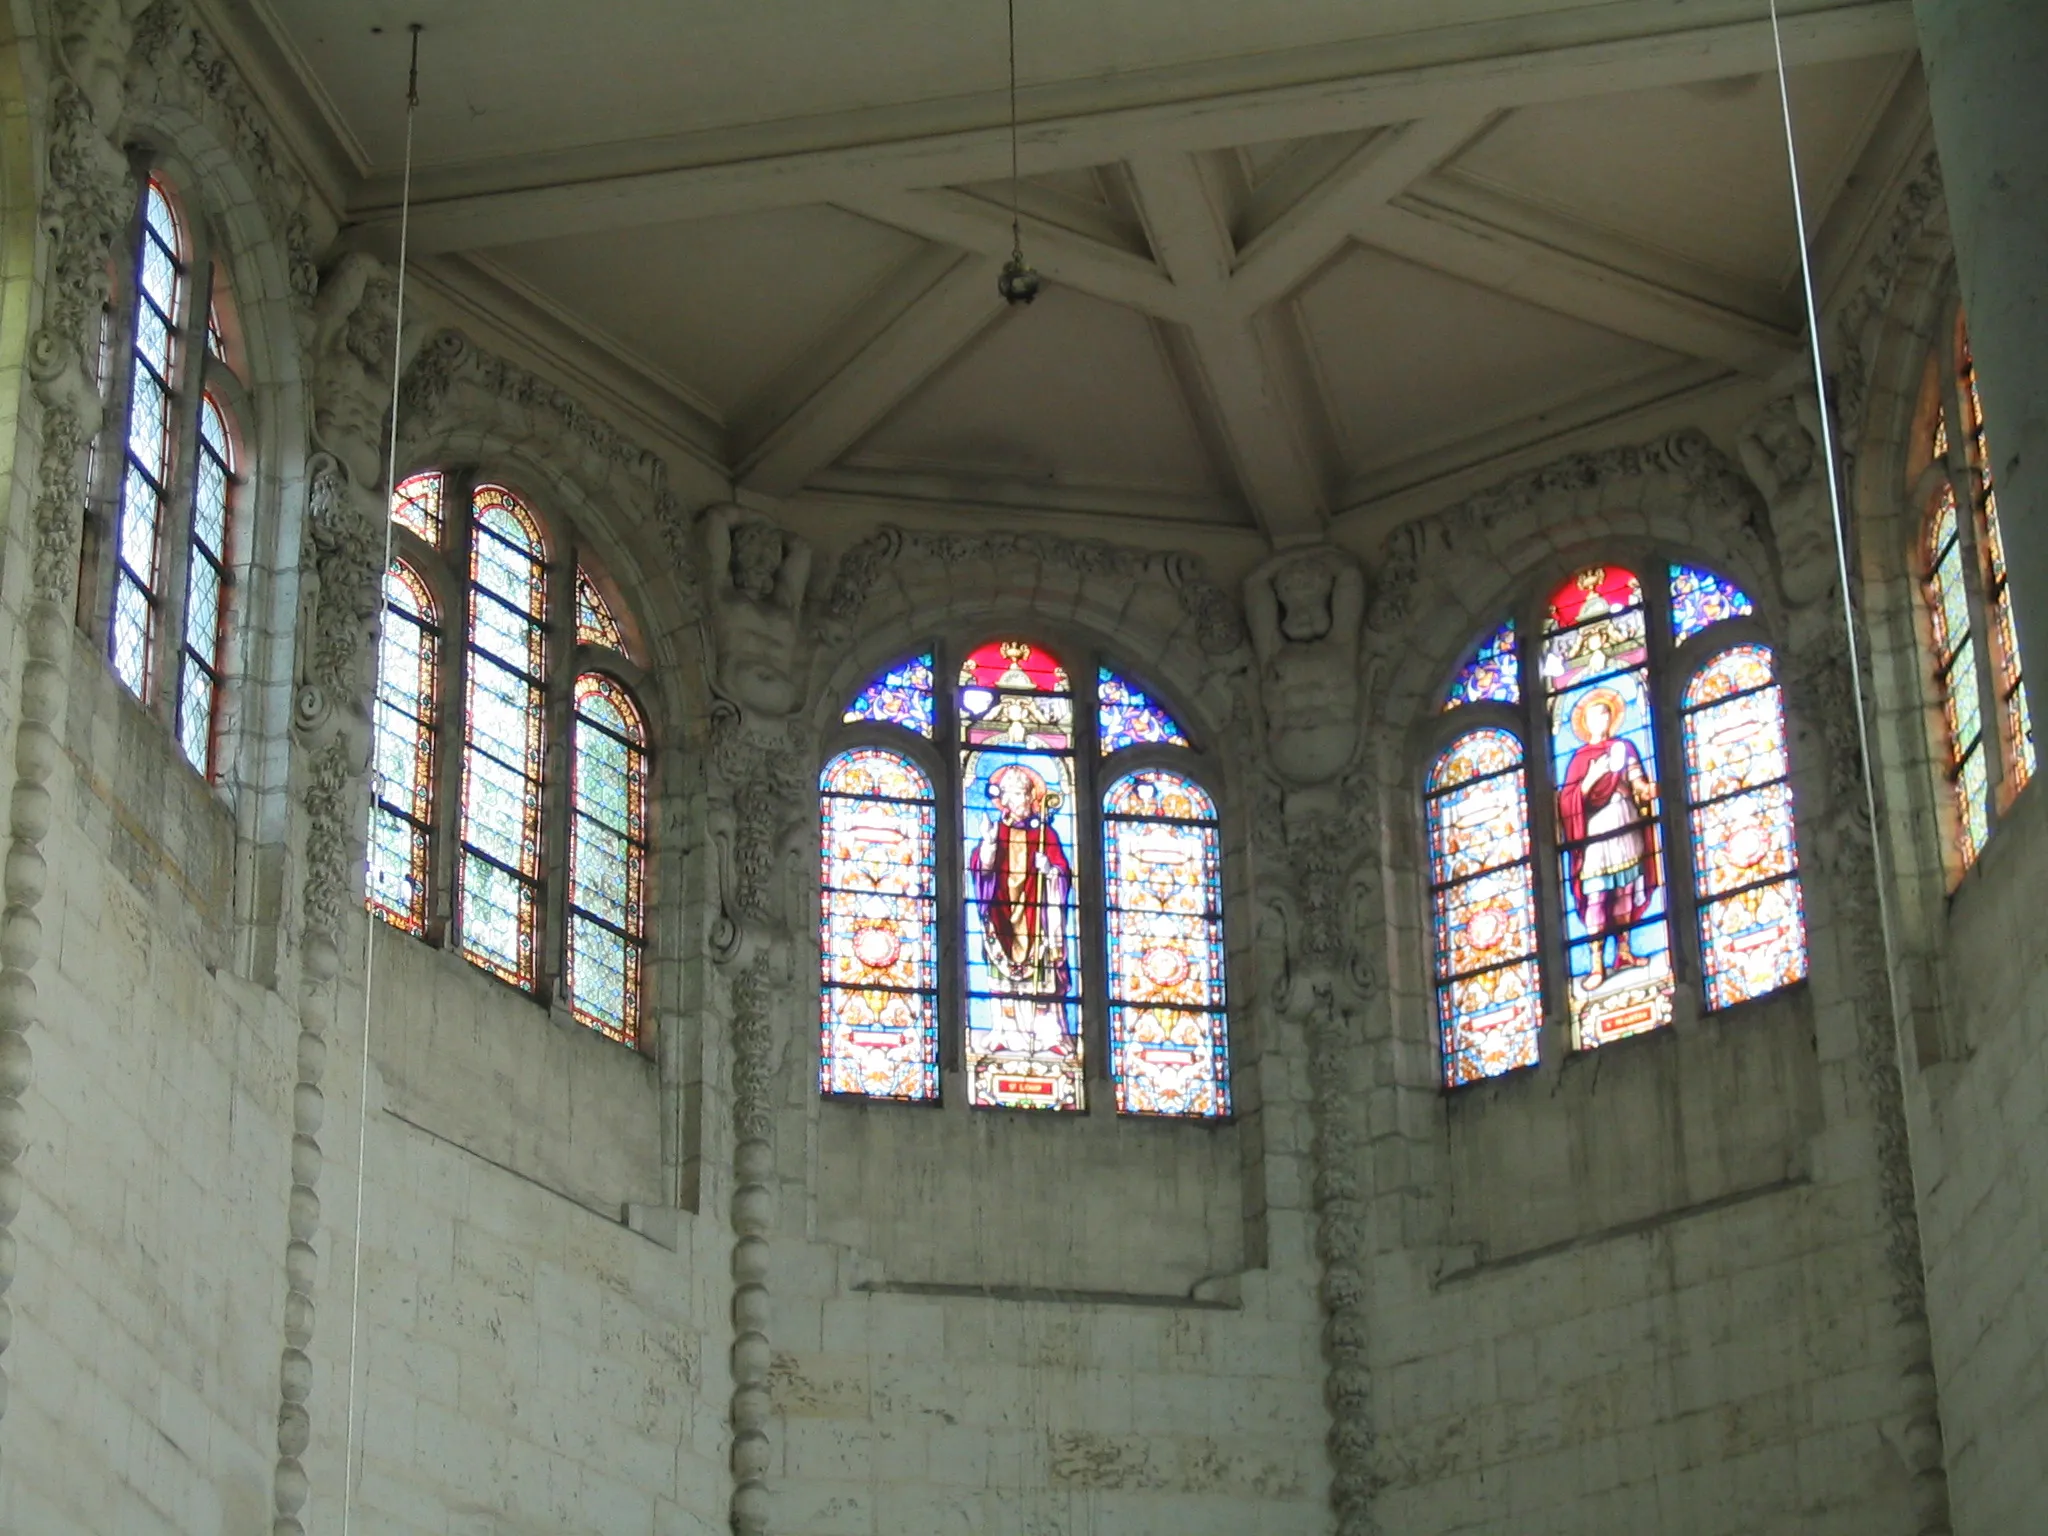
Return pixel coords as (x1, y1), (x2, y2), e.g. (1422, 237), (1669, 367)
(206, 296), (225, 361)
(844, 654), (935, 738)
(1427, 729), (1542, 1086)
(457, 485), (549, 989)
(576, 567), (624, 651)
(391, 470), (444, 547)
(369, 560), (440, 935)
(1959, 331), (2034, 795)
(112, 179), (185, 699)
(1098, 669), (1189, 752)
(960, 640), (1084, 1111)
(175, 396), (234, 774)
(567, 675), (649, 1042)
(1444, 621), (1520, 709)
(1102, 770), (1228, 1117)
(819, 748), (939, 1101)
(1682, 646), (1808, 1009)
(1925, 484), (1989, 863)
(1541, 566), (1673, 1049)
(1669, 564), (1755, 644)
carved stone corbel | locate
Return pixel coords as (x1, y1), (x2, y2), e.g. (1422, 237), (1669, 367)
(1245, 546), (1367, 792)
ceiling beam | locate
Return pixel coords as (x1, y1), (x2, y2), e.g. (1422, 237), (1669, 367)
(1357, 199), (1803, 374)
(348, 4), (1916, 255)
(1129, 153), (1327, 544)
(843, 188), (1190, 321)
(734, 253), (1007, 499)
(1230, 114), (1492, 310)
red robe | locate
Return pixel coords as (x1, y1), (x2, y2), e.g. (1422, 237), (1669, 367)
(1557, 737), (1657, 925)
(970, 817), (1073, 994)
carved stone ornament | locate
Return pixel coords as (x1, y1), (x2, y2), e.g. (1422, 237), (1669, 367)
(1738, 383), (1839, 618)
(1246, 547), (1366, 788)
(707, 504), (812, 721)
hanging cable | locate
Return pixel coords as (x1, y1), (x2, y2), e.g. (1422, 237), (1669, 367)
(997, 0), (1039, 303)
(340, 22), (421, 1535)
(1765, 3), (1909, 1027)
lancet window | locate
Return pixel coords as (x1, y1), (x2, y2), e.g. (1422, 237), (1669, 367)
(84, 172), (251, 779)
(1918, 308), (2033, 871)
(820, 641), (1230, 1119)
(1429, 561), (1808, 1088)
(367, 471), (653, 1045)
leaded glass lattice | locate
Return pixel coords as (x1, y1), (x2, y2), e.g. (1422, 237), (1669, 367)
(1682, 646), (1808, 1008)
(568, 675), (648, 1042)
(176, 396), (234, 773)
(458, 484), (548, 988)
(1427, 728), (1542, 1086)
(1926, 484), (1989, 863)
(1669, 564), (1755, 644)
(844, 654), (935, 738)
(960, 640), (1084, 1111)
(576, 567), (625, 652)
(369, 561), (440, 935)
(1445, 621), (1520, 709)
(1098, 670), (1189, 753)
(1102, 770), (1228, 1117)
(1959, 330), (2035, 794)
(112, 179), (184, 699)
(820, 748), (940, 1102)
(1542, 565), (1673, 1049)
(391, 470), (444, 547)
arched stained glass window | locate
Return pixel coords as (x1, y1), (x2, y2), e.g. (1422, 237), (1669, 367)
(822, 646), (1229, 1118)
(111, 179), (185, 699)
(961, 641), (1084, 1111)
(1434, 558), (1808, 1087)
(1958, 329), (2034, 795)
(1098, 669), (1189, 751)
(1426, 729), (1542, 1086)
(1102, 770), (1228, 1116)
(175, 395), (235, 771)
(844, 653), (935, 737)
(1542, 565), (1672, 1048)
(458, 485), (549, 988)
(1682, 646), (1808, 1009)
(1669, 564), (1754, 643)
(1445, 621), (1520, 709)
(392, 470), (444, 546)
(1925, 485), (1990, 862)
(575, 567), (624, 651)
(369, 561), (440, 935)
(819, 748), (939, 1101)
(567, 675), (649, 1043)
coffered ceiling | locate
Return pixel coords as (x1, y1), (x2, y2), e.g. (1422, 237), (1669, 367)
(212, 0), (1926, 547)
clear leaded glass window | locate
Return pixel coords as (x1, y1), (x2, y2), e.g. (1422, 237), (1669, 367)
(1429, 560), (1809, 1087)
(820, 642), (1229, 1120)
(368, 472), (655, 1046)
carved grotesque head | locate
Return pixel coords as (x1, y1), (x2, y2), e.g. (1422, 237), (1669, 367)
(730, 521), (784, 601)
(1754, 399), (1815, 490)
(58, 0), (132, 130)
(1272, 559), (1335, 643)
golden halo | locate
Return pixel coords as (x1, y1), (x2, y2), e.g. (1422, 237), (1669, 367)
(1569, 686), (1628, 743)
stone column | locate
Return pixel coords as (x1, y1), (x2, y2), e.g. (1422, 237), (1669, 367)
(1914, 2), (2048, 677)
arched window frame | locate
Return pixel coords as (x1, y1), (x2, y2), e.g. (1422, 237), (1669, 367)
(1908, 303), (2035, 877)
(818, 635), (1235, 1120)
(369, 467), (659, 1049)
(81, 162), (255, 782)
(1420, 550), (1808, 1087)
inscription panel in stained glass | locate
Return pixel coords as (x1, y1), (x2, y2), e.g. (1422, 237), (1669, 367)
(820, 749), (939, 1102)
(1102, 770), (1228, 1118)
(960, 641), (1084, 1111)
(1426, 727), (1542, 1086)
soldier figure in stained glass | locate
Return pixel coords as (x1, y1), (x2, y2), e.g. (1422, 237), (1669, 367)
(1558, 688), (1659, 991)
(970, 763), (1074, 1054)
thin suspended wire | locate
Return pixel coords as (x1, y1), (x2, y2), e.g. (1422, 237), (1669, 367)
(341, 23), (421, 1534)
(1765, 3), (1909, 1028)
(1006, 0), (1021, 259)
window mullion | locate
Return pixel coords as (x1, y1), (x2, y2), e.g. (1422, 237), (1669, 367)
(1518, 592), (1571, 1066)
(1646, 572), (1703, 999)
(538, 528), (576, 1009)
(429, 475), (476, 946)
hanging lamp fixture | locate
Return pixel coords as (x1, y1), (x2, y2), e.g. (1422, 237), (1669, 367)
(996, 0), (1041, 304)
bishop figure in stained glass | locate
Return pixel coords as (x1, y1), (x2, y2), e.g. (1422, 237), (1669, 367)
(969, 763), (1076, 1055)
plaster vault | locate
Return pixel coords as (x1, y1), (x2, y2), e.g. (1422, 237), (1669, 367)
(0, 3), (2040, 1535)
